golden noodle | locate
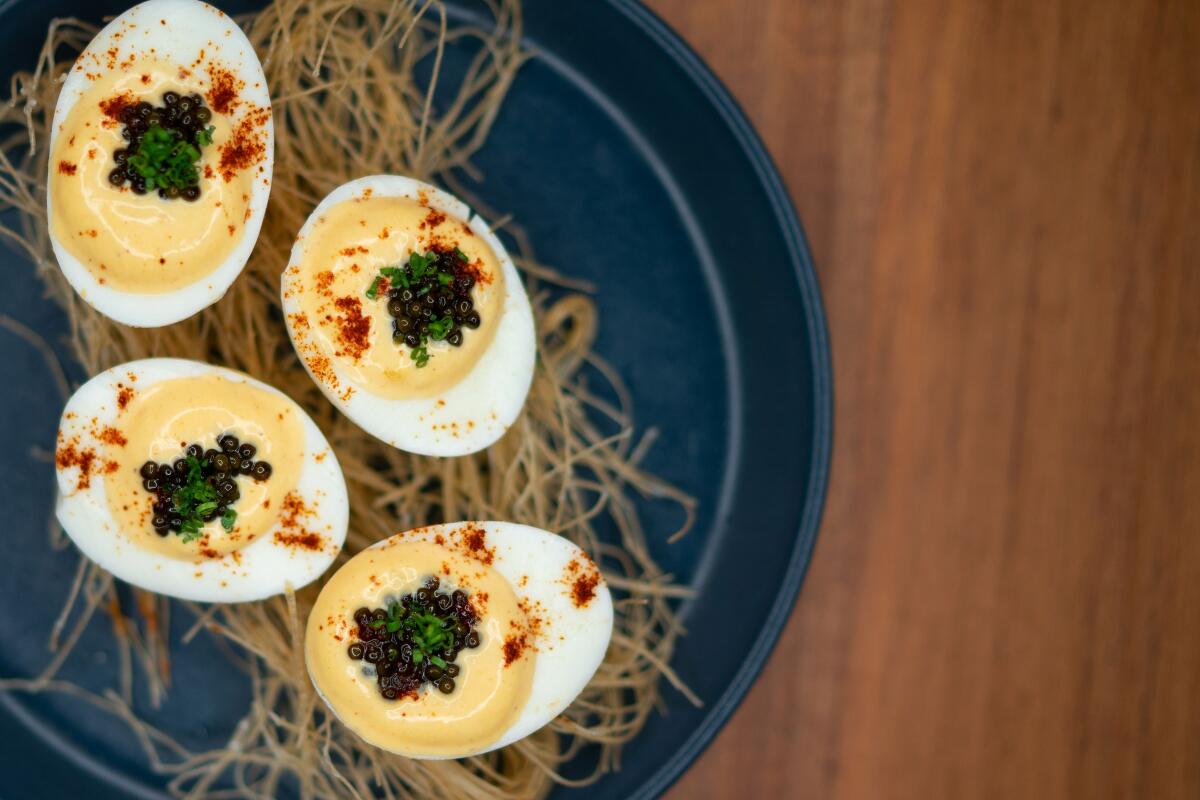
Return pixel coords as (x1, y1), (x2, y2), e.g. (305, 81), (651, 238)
(0, 1), (698, 797)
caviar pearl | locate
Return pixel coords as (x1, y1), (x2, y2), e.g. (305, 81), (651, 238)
(137, 436), (271, 539)
(372, 248), (482, 366)
(107, 92), (215, 200)
(345, 576), (478, 700)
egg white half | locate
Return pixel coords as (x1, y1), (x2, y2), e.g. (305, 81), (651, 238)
(55, 358), (347, 602)
(309, 521), (613, 758)
(47, 0), (274, 327)
(281, 176), (536, 457)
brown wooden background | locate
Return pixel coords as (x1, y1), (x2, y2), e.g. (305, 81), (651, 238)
(645, 1), (1200, 798)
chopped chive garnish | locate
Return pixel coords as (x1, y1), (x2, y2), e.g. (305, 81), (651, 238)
(365, 249), (478, 369)
(127, 125), (202, 191)
(347, 578), (480, 700)
(427, 316), (452, 341)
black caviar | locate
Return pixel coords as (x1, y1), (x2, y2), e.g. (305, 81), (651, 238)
(108, 92), (215, 200)
(138, 433), (271, 542)
(347, 576), (481, 700)
(365, 248), (482, 368)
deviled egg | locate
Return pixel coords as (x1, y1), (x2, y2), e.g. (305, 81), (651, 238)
(281, 176), (536, 456)
(305, 522), (612, 758)
(47, 0), (273, 327)
(54, 358), (347, 602)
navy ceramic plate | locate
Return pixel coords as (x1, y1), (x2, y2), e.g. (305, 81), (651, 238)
(0, 0), (830, 797)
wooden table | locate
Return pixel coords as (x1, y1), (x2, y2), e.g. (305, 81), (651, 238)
(649, 1), (1200, 798)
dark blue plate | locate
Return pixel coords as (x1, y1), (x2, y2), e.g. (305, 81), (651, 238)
(0, 0), (830, 797)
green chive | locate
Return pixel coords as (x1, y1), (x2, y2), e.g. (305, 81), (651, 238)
(428, 317), (450, 340)
(126, 125), (207, 192)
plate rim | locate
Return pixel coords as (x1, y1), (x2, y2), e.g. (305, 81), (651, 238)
(602, 1), (832, 797)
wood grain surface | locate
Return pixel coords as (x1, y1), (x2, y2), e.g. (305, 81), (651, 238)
(647, 1), (1200, 798)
